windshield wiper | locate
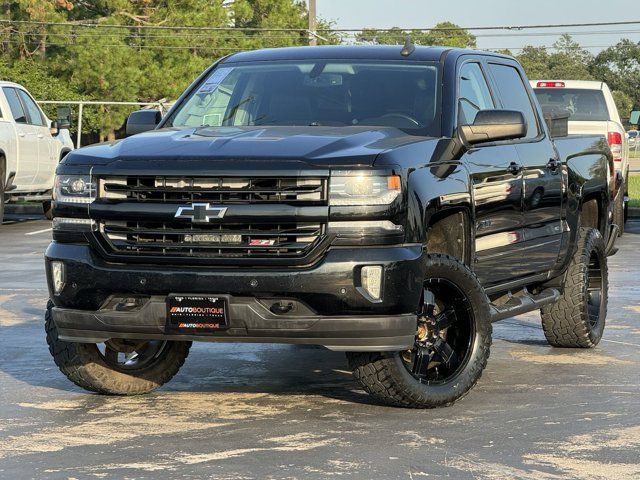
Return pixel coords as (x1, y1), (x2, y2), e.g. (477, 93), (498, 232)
(223, 96), (254, 123)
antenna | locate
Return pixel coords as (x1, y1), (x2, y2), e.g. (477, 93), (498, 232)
(400, 35), (415, 57)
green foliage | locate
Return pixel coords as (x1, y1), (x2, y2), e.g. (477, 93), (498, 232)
(591, 39), (640, 109)
(356, 22), (476, 48)
(516, 35), (594, 81)
(611, 90), (633, 119)
(0, 0), (338, 139)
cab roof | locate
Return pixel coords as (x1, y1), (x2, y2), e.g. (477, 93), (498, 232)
(222, 45), (512, 64)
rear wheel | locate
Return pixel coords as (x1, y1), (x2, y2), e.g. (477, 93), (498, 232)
(45, 302), (191, 394)
(347, 255), (492, 408)
(540, 228), (607, 348)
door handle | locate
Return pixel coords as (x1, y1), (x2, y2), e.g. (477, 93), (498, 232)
(37, 134), (44, 138)
(18, 132), (25, 137)
(507, 162), (522, 175)
(547, 158), (560, 172)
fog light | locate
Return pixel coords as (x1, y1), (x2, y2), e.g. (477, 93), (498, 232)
(361, 265), (383, 300)
(52, 261), (65, 295)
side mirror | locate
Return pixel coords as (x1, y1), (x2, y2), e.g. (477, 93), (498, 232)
(56, 106), (72, 129)
(126, 110), (162, 136)
(459, 110), (527, 146)
(50, 120), (59, 136)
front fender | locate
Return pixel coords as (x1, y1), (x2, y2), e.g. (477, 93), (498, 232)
(405, 161), (472, 244)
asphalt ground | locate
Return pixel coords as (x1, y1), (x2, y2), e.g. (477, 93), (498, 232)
(0, 214), (639, 480)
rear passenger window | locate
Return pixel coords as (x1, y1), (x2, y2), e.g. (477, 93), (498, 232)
(3, 87), (27, 124)
(488, 63), (540, 139)
(457, 63), (494, 125)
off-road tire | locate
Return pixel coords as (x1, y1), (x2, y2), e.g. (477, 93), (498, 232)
(347, 254), (492, 408)
(540, 228), (607, 348)
(613, 191), (624, 236)
(45, 301), (191, 394)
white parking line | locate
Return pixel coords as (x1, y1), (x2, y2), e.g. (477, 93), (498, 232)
(25, 228), (52, 236)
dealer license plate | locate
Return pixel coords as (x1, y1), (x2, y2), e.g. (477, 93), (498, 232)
(166, 295), (229, 333)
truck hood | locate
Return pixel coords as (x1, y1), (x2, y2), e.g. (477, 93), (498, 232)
(63, 126), (432, 170)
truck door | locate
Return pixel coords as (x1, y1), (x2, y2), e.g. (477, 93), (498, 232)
(486, 62), (563, 276)
(16, 88), (55, 189)
(456, 61), (526, 286)
(2, 87), (39, 187)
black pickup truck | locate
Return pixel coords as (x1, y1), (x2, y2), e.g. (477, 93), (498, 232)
(45, 45), (617, 408)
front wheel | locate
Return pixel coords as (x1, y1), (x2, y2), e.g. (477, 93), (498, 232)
(45, 302), (191, 394)
(347, 254), (492, 408)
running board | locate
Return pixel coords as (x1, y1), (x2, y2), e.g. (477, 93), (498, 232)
(490, 287), (560, 322)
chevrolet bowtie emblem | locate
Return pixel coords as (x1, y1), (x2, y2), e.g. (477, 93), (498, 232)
(174, 203), (228, 223)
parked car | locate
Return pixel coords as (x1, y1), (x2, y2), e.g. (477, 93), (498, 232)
(45, 46), (615, 408)
(531, 80), (629, 234)
(0, 81), (74, 223)
(627, 130), (638, 150)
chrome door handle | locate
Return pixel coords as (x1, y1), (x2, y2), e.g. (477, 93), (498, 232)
(507, 162), (522, 175)
(18, 132), (25, 137)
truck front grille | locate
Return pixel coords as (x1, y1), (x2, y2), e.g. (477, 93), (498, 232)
(100, 176), (325, 204)
(98, 221), (325, 258)
(93, 175), (328, 264)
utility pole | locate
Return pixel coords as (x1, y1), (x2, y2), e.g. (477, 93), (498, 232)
(308, 0), (317, 46)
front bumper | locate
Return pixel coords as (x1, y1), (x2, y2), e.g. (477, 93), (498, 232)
(45, 242), (426, 351)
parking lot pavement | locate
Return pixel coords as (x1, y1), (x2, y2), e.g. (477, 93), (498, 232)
(0, 217), (638, 480)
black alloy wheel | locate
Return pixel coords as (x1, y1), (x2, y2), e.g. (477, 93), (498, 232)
(402, 281), (475, 385)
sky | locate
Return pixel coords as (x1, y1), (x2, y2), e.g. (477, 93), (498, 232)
(315, 0), (639, 53)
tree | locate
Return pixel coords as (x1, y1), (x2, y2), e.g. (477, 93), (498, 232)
(591, 39), (640, 109)
(356, 22), (475, 48)
(611, 90), (633, 119)
(516, 35), (593, 81)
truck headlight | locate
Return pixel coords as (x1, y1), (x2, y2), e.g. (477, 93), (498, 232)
(329, 174), (400, 206)
(54, 174), (96, 204)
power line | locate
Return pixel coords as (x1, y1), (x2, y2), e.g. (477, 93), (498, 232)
(319, 20), (640, 32)
(2, 18), (640, 33)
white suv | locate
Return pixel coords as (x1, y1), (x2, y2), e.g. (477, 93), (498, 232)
(532, 80), (629, 234)
(0, 81), (74, 223)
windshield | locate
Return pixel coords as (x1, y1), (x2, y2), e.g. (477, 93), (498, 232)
(533, 88), (610, 122)
(165, 60), (440, 136)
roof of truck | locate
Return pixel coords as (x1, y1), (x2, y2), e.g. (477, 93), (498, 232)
(222, 45), (512, 64)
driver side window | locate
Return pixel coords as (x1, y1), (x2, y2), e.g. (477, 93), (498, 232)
(458, 62), (494, 125)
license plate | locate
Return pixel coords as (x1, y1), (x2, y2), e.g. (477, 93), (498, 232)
(166, 295), (229, 333)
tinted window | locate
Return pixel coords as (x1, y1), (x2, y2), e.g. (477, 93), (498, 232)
(3, 87), (27, 123)
(533, 88), (609, 122)
(488, 64), (539, 139)
(457, 62), (494, 125)
(17, 89), (46, 126)
(166, 61), (441, 137)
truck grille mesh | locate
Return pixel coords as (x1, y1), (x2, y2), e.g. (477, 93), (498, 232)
(100, 176), (325, 204)
(94, 175), (328, 262)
